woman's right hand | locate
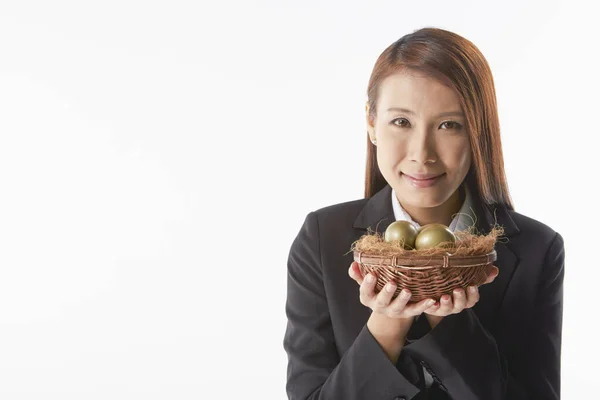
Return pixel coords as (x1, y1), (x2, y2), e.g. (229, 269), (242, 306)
(349, 261), (436, 319)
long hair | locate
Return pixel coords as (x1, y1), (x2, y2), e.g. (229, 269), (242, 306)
(364, 27), (514, 210)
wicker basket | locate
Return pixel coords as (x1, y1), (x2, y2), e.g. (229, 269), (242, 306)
(353, 249), (497, 303)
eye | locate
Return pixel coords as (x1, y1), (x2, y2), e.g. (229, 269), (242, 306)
(440, 121), (462, 130)
(390, 118), (409, 127)
(390, 118), (462, 130)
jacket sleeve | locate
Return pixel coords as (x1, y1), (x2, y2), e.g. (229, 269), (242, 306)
(283, 212), (421, 400)
(402, 232), (565, 400)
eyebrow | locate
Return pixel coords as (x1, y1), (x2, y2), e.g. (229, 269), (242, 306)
(386, 107), (465, 118)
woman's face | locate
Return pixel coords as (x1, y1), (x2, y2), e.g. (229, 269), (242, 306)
(366, 71), (472, 210)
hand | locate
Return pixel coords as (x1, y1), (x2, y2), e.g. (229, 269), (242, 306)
(348, 261), (436, 319)
(424, 264), (499, 328)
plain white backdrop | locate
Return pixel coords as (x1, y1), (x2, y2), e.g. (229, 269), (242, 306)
(0, 0), (597, 398)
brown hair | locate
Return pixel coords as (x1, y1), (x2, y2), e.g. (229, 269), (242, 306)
(364, 27), (514, 210)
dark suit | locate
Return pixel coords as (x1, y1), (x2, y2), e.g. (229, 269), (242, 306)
(283, 184), (564, 400)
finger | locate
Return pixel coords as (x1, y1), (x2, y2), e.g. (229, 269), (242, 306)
(388, 288), (412, 315)
(373, 280), (397, 310)
(466, 285), (480, 307)
(405, 297), (437, 317)
(348, 262), (364, 284)
(437, 294), (454, 315)
(452, 288), (467, 312)
(359, 272), (377, 305)
(424, 299), (441, 314)
(483, 265), (499, 284)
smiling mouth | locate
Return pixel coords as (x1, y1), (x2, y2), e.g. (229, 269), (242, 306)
(402, 173), (445, 188)
(402, 172), (444, 180)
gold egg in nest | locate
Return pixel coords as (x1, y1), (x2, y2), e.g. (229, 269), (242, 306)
(415, 223), (457, 250)
(384, 221), (419, 249)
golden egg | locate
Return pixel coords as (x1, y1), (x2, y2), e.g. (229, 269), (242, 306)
(415, 223), (457, 250)
(384, 221), (419, 249)
(417, 223), (450, 235)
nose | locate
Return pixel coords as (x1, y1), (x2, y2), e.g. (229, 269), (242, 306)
(407, 127), (437, 165)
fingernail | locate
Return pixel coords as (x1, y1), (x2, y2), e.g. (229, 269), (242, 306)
(426, 300), (435, 306)
(385, 283), (395, 293)
(453, 289), (462, 296)
(401, 289), (410, 297)
(469, 286), (477, 293)
(366, 274), (374, 283)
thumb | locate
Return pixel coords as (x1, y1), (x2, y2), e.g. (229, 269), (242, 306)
(348, 262), (364, 284)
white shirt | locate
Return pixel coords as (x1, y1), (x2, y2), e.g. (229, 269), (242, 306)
(391, 183), (475, 233)
(390, 183), (475, 388)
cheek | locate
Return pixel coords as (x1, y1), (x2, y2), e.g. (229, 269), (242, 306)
(377, 147), (406, 172)
(376, 136), (405, 161)
(462, 146), (472, 167)
(443, 140), (471, 171)
(457, 150), (471, 168)
(377, 131), (408, 156)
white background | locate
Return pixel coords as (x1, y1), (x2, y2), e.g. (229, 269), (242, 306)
(0, 0), (597, 398)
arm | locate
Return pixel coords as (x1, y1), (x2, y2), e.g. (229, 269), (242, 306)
(283, 212), (421, 400)
(403, 232), (565, 400)
(425, 314), (444, 330)
(367, 312), (414, 365)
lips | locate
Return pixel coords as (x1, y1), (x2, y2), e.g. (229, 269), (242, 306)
(402, 172), (445, 188)
(403, 172), (444, 180)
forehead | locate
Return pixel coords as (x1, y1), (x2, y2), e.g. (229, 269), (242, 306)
(378, 71), (462, 111)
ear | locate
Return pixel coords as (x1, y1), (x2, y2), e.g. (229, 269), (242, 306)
(365, 102), (376, 142)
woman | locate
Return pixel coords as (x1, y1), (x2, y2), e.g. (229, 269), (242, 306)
(283, 27), (564, 400)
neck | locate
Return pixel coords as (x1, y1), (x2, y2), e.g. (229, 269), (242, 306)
(399, 186), (464, 227)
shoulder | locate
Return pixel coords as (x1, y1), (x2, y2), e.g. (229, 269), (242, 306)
(293, 197), (369, 248)
(508, 210), (556, 236)
(290, 197), (369, 264)
(503, 208), (564, 256)
(507, 209), (557, 238)
(309, 197), (368, 228)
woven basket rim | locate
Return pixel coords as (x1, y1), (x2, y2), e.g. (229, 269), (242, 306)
(353, 249), (497, 270)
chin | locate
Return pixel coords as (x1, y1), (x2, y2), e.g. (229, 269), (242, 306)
(405, 196), (446, 209)
(396, 178), (450, 207)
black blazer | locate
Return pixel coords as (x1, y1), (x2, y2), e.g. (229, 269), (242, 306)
(283, 184), (564, 400)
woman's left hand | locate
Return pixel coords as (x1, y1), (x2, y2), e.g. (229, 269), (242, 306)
(424, 264), (499, 328)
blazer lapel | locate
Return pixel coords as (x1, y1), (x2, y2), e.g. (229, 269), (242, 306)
(352, 184), (397, 234)
(352, 183), (520, 325)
